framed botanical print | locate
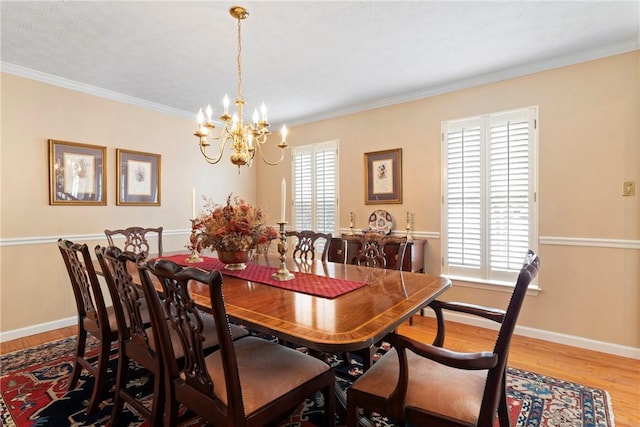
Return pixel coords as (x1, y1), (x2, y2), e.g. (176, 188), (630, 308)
(49, 139), (107, 205)
(364, 148), (402, 204)
(116, 149), (161, 206)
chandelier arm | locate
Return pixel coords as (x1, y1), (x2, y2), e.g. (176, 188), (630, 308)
(200, 130), (233, 164)
(254, 140), (286, 166)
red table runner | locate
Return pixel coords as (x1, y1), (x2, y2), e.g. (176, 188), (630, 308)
(157, 254), (366, 299)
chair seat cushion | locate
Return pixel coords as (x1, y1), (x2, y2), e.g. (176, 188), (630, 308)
(148, 314), (249, 358)
(205, 336), (331, 415)
(350, 348), (488, 425)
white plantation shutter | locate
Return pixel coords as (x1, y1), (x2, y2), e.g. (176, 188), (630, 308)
(314, 145), (337, 234)
(293, 148), (313, 230)
(292, 141), (338, 237)
(489, 116), (530, 274)
(443, 107), (537, 284)
(446, 124), (482, 272)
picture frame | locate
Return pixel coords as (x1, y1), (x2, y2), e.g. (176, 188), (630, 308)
(116, 149), (161, 206)
(49, 139), (107, 205)
(364, 148), (402, 204)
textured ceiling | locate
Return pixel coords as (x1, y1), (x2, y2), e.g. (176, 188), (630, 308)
(1, 1), (639, 126)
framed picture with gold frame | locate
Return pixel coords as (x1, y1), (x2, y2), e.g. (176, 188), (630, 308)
(116, 149), (161, 206)
(49, 139), (107, 205)
(364, 148), (402, 204)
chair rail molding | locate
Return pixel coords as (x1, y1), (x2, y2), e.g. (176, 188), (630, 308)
(539, 236), (640, 250)
(0, 229), (191, 247)
(4, 232), (639, 249)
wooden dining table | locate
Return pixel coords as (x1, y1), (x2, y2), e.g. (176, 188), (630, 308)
(95, 251), (450, 353)
(108, 252), (450, 354)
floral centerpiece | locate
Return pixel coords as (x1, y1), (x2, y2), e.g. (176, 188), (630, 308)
(194, 194), (277, 269)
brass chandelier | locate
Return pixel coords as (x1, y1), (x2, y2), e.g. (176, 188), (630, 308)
(194, 6), (288, 170)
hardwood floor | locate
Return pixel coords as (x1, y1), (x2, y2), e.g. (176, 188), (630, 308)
(2, 317), (638, 426)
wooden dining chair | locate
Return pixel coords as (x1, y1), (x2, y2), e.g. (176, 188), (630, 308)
(57, 239), (119, 415)
(138, 258), (336, 427)
(285, 230), (332, 261)
(94, 245), (160, 425)
(344, 233), (408, 270)
(345, 232), (414, 329)
(104, 226), (163, 258)
(346, 249), (540, 427)
(95, 245), (249, 426)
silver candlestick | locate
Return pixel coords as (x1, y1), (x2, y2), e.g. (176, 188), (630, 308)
(406, 212), (413, 242)
(271, 222), (294, 281)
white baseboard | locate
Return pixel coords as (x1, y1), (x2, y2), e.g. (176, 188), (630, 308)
(3, 313), (638, 360)
(420, 310), (640, 360)
(0, 316), (76, 343)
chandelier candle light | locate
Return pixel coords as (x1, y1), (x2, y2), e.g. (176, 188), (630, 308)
(193, 6), (289, 171)
(272, 178), (294, 281)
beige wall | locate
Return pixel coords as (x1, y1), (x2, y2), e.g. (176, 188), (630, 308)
(257, 51), (640, 350)
(0, 73), (257, 333)
(1, 52), (638, 352)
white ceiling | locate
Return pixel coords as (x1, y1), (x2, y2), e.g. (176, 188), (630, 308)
(2, 1), (639, 126)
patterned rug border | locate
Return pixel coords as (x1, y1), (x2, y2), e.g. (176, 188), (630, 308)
(1, 335), (616, 427)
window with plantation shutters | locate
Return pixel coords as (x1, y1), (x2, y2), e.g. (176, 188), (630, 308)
(442, 107), (537, 284)
(292, 141), (338, 238)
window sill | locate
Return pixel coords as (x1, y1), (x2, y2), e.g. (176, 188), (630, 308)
(442, 274), (541, 296)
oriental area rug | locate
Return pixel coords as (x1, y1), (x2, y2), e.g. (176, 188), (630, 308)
(1, 335), (615, 427)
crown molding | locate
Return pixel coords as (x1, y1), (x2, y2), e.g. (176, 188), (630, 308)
(2, 38), (638, 127)
(288, 38), (640, 127)
(0, 62), (194, 119)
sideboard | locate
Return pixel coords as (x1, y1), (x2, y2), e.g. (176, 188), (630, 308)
(326, 236), (426, 273)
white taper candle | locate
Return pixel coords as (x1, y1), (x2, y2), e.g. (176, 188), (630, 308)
(191, 188), (196, 219)
(280, 178), (286, 222)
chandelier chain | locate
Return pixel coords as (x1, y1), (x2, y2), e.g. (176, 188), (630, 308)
(236, 17), (242, 101)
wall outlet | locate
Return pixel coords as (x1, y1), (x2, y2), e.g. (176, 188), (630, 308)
(622, 181), (635, 197)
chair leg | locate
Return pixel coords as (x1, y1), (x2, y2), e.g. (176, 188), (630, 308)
(345, 393), (360, 427)
(149, 369), (164, 426)
(345, 403), (357, 427)
(323, 382), (336, 427)
(109, 350), (128, 426)
(498, 372), (510, 427)
(163, 380), (179, 427)
(86, 338), (111, 414)
(68, 329), (87, 391)
(342, 352), (352, 365)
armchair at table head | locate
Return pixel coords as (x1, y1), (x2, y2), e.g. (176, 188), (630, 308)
(137, 258), (336, 427)
(285, 230), (332, 261)
(346, 249), (540, 427)
(344, 233), (408, 270)
(104, 226), (163, 258)
(57, 239), (118, 415)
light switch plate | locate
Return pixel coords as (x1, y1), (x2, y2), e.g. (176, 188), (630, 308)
(623, 181), (635, 196)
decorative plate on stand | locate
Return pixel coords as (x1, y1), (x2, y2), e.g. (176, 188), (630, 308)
(367, 210), (393, 235)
